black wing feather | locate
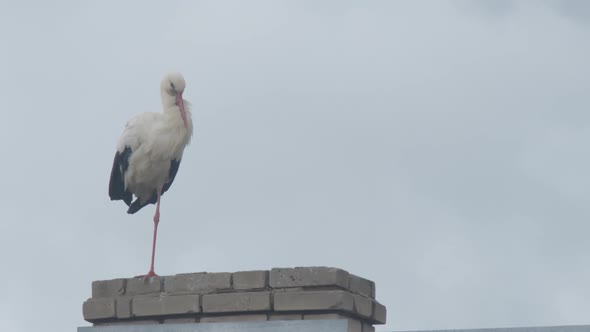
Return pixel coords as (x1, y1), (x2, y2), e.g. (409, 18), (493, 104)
(162, 159), (181, 195)
(108, 147), (133, 206)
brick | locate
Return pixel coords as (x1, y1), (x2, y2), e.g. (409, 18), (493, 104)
(83, 298), (115, 321)
(268, 313), (303, 321)
(164, 272), (231, 294)
(92, 279), (125, 298)
(363, 322), (376, 332)
(132, 294), (200, 317)
(353, 294), (373, 319)
(126, 277), (162, 295)
(372, 301), (386, 324)
(274, 290), (354, 312)
(270, 267), (350, 289)
(163, 317), (198, 324)
(304, 313), (362, 332)
(200, 314), (267, 322)
(116, 297), (132, 319)
(233, 270), (267, 290)
(349, 275), (375, 298)
(202, 292), (271, 313)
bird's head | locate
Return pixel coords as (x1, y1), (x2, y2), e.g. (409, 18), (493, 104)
(161, 72), (188, 129)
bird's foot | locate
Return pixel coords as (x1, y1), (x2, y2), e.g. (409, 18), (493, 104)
(141, 270), (159, 281)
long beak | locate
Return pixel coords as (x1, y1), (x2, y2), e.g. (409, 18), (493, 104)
(176, 92), (188, 129)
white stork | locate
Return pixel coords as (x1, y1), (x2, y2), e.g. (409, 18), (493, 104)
(109, 72), (193, 279)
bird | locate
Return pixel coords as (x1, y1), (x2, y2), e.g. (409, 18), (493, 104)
(108, 72), (193, 279)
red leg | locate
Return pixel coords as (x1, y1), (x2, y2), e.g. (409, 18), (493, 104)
(144, 189), (162, 280)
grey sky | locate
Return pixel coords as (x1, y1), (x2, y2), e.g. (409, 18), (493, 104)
(0, 1), (589, 331)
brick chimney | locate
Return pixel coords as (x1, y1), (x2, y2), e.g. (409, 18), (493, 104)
(80, 267), (387, 332)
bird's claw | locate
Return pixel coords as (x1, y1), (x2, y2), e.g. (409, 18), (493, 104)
(141, 270), (159, 281)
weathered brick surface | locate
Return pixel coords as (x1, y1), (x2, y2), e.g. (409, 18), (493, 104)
(115, 297), (132, 319)
(304, 313), (362, 332)
(270, 267), (350, 289)
(164, 272), (231, 294)
(268, 313), (303, 321)
(83, 298), (116, 320)
(200, 314), (268, 322)
(233, 270), (267, 290)
(274, 290), (354, 312)
(372, 301), (387, 324)
(92, 279), (125, 298)
(83, 266), (386, 326)
(349, 275), (375, 298)
(126, 277), (161, 295)
(353, 294), (373, 319)
(132, 294), (200, 317)
(203, 291), (271, 313)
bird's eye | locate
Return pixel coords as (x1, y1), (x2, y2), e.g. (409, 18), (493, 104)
(170, 82), (176, 91)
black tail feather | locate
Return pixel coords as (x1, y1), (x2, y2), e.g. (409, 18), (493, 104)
(127, 193), (158, 214)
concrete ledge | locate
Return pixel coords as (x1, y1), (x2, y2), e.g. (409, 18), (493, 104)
(200, 314), (268, 323)
(82, 267), (386, 328)
(79, 319), (353, 332)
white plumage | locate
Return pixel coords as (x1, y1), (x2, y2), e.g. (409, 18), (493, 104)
(116, 107), (193, 206)
(108, 72), (193, 278)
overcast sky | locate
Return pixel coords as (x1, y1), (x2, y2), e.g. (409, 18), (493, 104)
(0, 1), (589, 332)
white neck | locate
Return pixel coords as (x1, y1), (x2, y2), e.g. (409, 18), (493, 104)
(161, 92), (176, 110)
(160, 92), (193, 139)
